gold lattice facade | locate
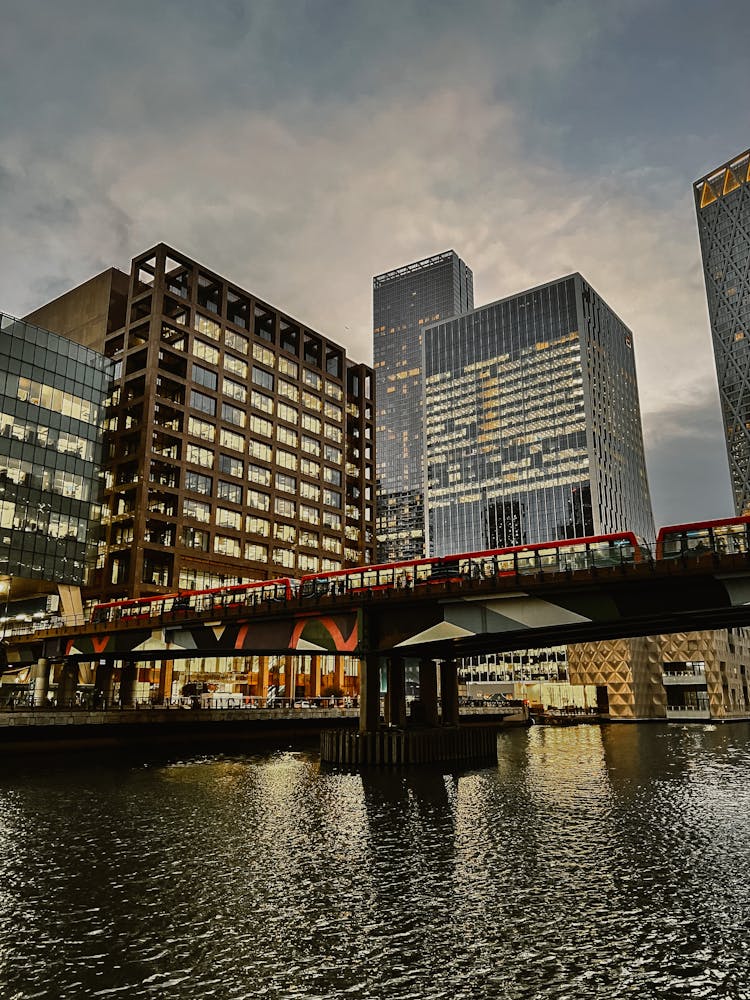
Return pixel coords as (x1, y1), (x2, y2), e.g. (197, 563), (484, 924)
(568, 629), (750, 722)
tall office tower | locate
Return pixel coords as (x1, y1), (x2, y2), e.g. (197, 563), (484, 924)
(694, 148), (750, 514)
(373, 252), (473, 562)
(25, 244), (375, 600)
(423, 273), (655, 555)
(0, 313), (112, 611)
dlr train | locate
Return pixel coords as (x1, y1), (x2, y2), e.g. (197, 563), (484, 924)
(90, 514), (750, 625)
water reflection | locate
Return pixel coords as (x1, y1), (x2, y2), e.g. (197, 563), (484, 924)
(0, 727), (748, 997)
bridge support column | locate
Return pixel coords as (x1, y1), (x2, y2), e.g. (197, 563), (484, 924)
(333, 656), (345, 695)
(157, 658), (174, 704)
(386, 656), (407, 729)
(257, 656), (269, 699)
(120, 662), (138, 708)
(31, 657), (50, 707)
(310, 655), (322, 700)
(58, 659), (78, 709)
(94, 660), (115, 710)
(360, 653), (381, 733)
(419, 658), (439, 727)
(440, 659), (460, 727)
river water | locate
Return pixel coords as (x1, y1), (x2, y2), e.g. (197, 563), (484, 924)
(1, 723), (749, 1000)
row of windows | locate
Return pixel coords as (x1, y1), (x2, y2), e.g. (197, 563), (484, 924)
(186, 385), (345, 441)
(182, 520), (341, 552)
(0, 412), (99, 462)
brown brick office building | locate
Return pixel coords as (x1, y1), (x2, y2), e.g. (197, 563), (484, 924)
(25, 244), (375, 601)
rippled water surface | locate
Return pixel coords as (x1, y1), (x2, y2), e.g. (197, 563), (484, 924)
(1, 724), (750, 999)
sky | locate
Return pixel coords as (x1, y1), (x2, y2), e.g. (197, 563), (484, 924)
(1, 0), (749, 530)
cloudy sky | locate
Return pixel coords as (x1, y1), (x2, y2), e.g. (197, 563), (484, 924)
(1, 0), (748, 529)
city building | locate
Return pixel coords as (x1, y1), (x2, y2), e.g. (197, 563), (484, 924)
(0, 312), (112, 617)
(568, 629), (750, 722)
(373, 251), (473, 562)
(423, 273), (655, 555)
(694, 148), (750, 514)
(24, 244), (375, 601)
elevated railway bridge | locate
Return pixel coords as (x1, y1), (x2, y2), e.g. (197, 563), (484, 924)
(5, 550), (750, 741)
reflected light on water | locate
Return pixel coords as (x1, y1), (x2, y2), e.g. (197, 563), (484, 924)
(0, 726), (748, 998)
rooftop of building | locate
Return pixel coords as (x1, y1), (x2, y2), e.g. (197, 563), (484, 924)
(373, 250), (470, 287)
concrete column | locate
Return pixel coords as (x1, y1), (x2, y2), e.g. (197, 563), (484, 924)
(119, 661), (138, 708)
(157, 658), (174, 703)
(257, 656), (269, 699)
(386, 656), (407, 729)
(93, 660), (114, 710)
(57, 660), (78, 709)
(31, 657), (50, 707)
(419, 658), (439, 727)
(333, 656), (345, 695)
(359, 653), (381, 734)
(440, 659), (460, 727)
(310, 655), (322, 699)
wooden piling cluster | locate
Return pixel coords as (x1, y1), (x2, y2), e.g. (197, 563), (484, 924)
(320, 725), (498, 767)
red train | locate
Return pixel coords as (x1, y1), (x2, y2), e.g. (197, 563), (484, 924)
(87, 517), (750, 625)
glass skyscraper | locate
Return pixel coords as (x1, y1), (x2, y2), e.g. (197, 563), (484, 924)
(423, 273), (654, 555)
(0, 313), (112, 589)
(694, 148), (750, 514)
(373, 251), (473, 562)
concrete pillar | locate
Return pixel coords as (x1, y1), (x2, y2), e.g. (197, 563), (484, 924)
(58, 659), (78, 709)
(333, 656), (345, 695)
(157, 658), (174, 703)
(386, 656), (407, 729)
(119, 661), (138, 708)
(359, 653), (381, 733)
(419, 658), (439, 727)
(31, 657), (50, 707)
(257, 656), (269, 698)
(310, 655), (322, 699)
(93, 660), (115, 710)
(440, 659), (460, 727)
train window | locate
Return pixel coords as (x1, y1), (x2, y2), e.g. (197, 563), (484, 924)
(713, 524), (749, 554)
(537, 547), (559, 571)
(516, 550), (538, 574)
(559, 545), (587, 571)
(685, 529), (711, 553)
(661, 535), (684, 558)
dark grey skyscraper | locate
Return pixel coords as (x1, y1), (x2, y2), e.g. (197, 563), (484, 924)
(694, 148), (750, 514)
(423, 273), (655, 555)
(373, 251), (473, 562)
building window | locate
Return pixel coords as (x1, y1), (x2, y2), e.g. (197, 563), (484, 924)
(277, 401), (298, 425)
(185, 471), (212, 495)
(190, 389), (216, 416)
(252, 343), (276, 368)
(248, 488), (270, 511)
(300, 503), (320, 525)
(276, 425), (298, 448)
(300, 457), (320, 477)
(252, 365), (274, 391)
(223, 377), (247, 403)
(274, 523), (296, 543)
(278, 356), (298, 378)
(248, 463), (272, 486)
(251, 390), (273, 415)
(300, 529), (320, 547)
(220, 428), (244, 451)
(218, 453), (244, 478)
(194, 340), (219, 365)
(276, 449), (297, 471)
(193, 364), (218, 391)
(215, 535), (241, 558)
(275, 497), (296, 518)
(224, 330), (248, 355)
(249, 414), (272, 437)
(273, 547), (295, 569)
(299, 553), (319, 572)
(225, 355), (248, 380)
(275, 472), (296, 493)
(182, 527), (209, 551)
(245, 542), (268, 562)
(188, 416), (215, 442)
(186, 443), (214, 468)
(221, 402), (246, 428)
(301, 435), (320, 456)
(183, 497), (211, 523)
(249, 440), (272, 462)
(246, 515), (270, 537)
(278, 380), (299, 403)
(195, 313), (221, 340)
(217, 480), (242, 504)
(300, 481), (320, 502)
(323, 489), (341, 508)
(216, 507), (242, 530)
(323, 467), (342, 486)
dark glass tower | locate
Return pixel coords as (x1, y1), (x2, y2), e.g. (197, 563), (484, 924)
(373, 251), (473, 562)
(694, 149), (750, 514)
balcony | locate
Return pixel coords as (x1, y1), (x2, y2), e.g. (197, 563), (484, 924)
(666, 706), (711, 722)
